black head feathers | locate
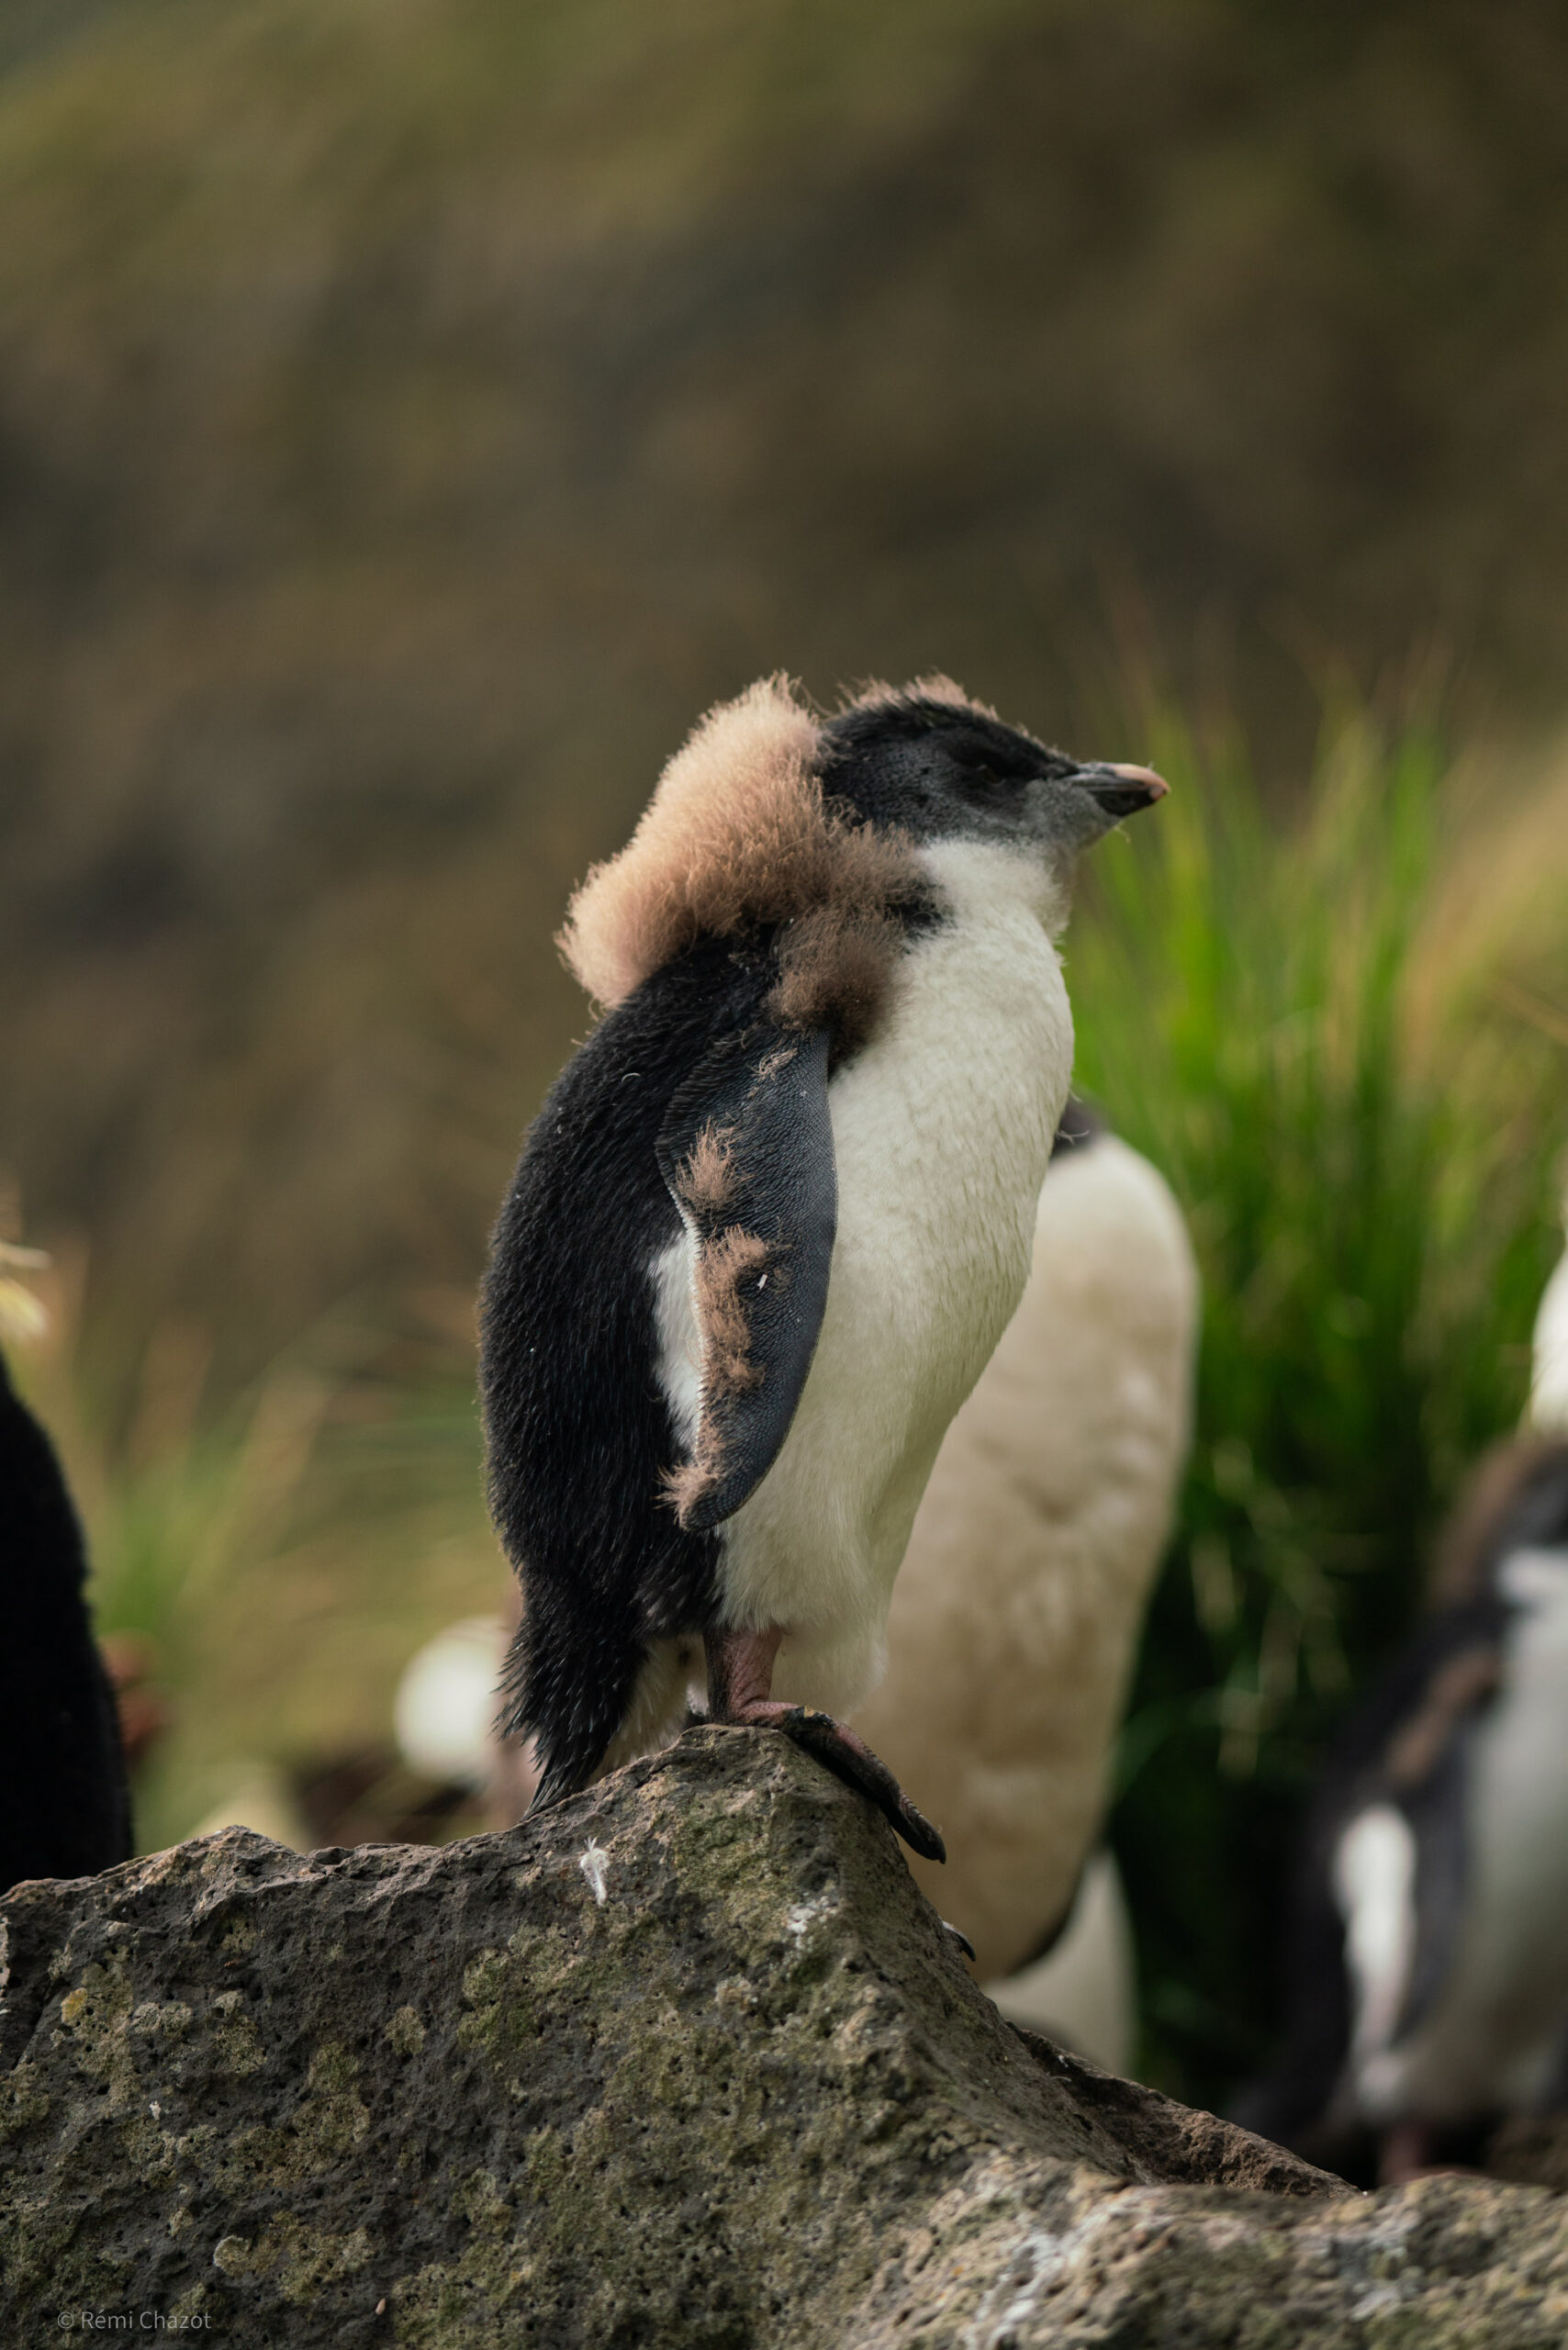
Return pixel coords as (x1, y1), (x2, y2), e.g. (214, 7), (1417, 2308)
(559, 673), (1164, 1054)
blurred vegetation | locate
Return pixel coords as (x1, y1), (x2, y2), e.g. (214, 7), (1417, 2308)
(3, 0), (1568, 2111)
(1071, 693), (1568, 2105)
(4, 0), (1568, 1367)
(8, 1261), (498, 1853)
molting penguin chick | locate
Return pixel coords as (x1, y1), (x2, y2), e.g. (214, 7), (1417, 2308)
(0, 1346), (132, 1895)
(479, 675), (1167, 1855)
(1233, 1435), (1568, 2180)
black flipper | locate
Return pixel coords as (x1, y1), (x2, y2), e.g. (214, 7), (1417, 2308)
(656, 1023), (836, 1533)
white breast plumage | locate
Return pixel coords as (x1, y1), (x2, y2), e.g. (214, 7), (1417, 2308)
(657, 838), (1074, 1718)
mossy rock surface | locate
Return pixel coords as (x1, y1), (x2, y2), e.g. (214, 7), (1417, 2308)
(3, 1725), (1566, 2344)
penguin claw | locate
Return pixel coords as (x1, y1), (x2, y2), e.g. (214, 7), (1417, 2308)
(775, 1705), (946, 1864)
(940, 1919), (977, 1963)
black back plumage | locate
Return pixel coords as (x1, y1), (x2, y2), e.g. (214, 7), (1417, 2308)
(0, 1349), (132, 1895)
(480, 934), (778, 1806)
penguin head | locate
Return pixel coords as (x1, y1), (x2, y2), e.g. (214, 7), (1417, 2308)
(560, 672), (1166, 1013)
(819, 686), (1167, 866)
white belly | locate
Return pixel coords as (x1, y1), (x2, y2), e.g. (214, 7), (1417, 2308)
(716, 839), (1074, 1712)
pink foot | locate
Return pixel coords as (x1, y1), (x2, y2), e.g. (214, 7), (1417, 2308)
(706, 1627), (946, 1864)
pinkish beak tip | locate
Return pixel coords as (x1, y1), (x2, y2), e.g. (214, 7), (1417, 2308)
(1109, 762), (1170, 799)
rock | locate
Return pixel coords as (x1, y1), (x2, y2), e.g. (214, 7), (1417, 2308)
(1488, 2112), (1568, 2197)
(4, 1725), (1567, 2344)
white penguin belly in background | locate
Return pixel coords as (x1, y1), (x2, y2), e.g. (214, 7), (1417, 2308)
(985, 1850), (1138, 2076)
(716, 842), (1074, 1718)
(851, 1126), (1199, 1998)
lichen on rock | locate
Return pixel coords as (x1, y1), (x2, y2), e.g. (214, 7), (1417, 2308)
(3, 1726), (1567, 2344)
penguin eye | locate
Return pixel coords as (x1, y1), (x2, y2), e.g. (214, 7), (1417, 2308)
(947, 747), (1024, 805)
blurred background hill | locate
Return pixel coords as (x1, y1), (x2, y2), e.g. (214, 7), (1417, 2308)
(4, 0), (1568, 1364)
(3, 0), (1568, 2106)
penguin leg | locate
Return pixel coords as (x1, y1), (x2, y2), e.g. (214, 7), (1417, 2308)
(704, 1627), (946, 1864)
(1377, 2122), (1429, 2184)
(1377, 2121), (1483, 2184)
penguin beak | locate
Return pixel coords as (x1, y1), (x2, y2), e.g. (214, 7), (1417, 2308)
(1071, 762), (1170, 819)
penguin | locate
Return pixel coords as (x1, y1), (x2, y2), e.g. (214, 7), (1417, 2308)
(851, 1104), (1198, 1991)
(480, 1102), (1196, 2015)
(1232, 1432), (1568, 2181)
(479, 675), (1167, 1856)
(0, 1342), (133, 1895)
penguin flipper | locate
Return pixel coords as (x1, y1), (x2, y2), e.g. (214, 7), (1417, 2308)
(656, 1022), (836, 1532)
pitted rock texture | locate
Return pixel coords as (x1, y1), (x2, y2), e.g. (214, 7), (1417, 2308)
(3, 1725), (1567, 2344)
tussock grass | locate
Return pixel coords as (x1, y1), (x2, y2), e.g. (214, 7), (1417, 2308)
(11, 1262), (500, 1851)
(1072, 702), (1568, 2103)
(8, 0), (1568, 1371)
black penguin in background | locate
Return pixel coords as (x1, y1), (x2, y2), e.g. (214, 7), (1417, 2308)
(480, 674), (1167, 1854)
(0, 1347), (132, 1894)
(1234, 1436), (1568, 2181)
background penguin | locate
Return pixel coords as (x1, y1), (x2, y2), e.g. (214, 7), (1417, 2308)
(479, 675), (1167, 1854)
(850, 1102), (1198, 2053)
(0, 1339), (133, 1896)
(1233, 1431), (1568, 2180)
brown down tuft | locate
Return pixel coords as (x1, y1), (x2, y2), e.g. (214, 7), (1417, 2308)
(767, 903), (902, 1053)
(558, 675), (936, 1044)
(660, 1225), (772, 1529)
(676, 1123), (738, 1217)
(658, 1231), (770, 1541)
(694, 1226), (769, 1400)
(661, 1450), (720, 1527)
(838, 671), (1006, 726)
(560, 676), (830, 1008)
